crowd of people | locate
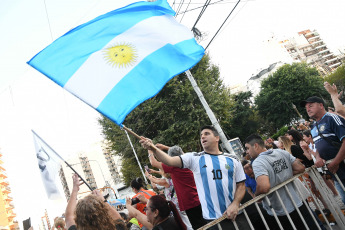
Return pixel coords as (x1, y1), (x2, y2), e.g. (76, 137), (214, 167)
(46, 81), (344, 230)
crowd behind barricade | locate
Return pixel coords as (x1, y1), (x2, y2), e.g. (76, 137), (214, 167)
(46, 81), (345, 230)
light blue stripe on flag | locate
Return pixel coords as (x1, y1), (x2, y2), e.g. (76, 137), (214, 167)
(199, 156), (216, 219)
(98, 38), (204, 124)
(226, 157), (234, 202)
(28, 0), (174, 86)
(27, 0), (204, 125)
(211, 156), (227, 214)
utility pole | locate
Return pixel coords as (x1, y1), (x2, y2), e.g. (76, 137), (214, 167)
(185, 70), (236, 156)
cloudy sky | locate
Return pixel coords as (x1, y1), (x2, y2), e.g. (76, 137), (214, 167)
(0, 0), (345, 228)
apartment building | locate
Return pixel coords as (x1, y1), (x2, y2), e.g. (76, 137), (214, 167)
(281, 29), (344, 75)
(0, 152), (17, 230)
(59, 141), (122, 200)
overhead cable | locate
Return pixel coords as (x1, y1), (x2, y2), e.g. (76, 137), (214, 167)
(205, 0), (241, 50)
(191, 0), (212, 30)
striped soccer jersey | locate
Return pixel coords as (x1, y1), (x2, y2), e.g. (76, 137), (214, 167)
(311, 112), (345, 161)
(180, 152), (246, 220)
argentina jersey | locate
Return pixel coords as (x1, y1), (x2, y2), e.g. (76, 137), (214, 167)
(180, 152), (246, 220)
(311, 112), (345, 160)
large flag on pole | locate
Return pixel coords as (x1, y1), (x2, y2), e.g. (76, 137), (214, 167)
(27, 0), (205, 125)
(33, 131), (63, 200)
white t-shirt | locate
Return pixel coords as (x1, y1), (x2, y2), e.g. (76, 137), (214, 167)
(180, 152), (245, 220)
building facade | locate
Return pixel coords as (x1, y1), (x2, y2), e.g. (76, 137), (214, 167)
(59, 141), (122, 200)
(0, 152), (17, 230)
(280, 29), (344, 76)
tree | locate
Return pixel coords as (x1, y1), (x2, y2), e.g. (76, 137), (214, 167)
(98, 54), (234, 185)
(324, 64), (345, 102)
(255, 62), (329, 131)
(227, 91), (260, 142)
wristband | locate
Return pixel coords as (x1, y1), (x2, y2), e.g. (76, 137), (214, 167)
(148, 154), (153, 157)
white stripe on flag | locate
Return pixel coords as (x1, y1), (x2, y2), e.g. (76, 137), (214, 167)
(64, 14), (194, 108)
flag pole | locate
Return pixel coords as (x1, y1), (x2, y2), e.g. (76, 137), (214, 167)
(31, 130), (94, 191)
(184, 70), (236, 157)
(123, 128), (149, 185)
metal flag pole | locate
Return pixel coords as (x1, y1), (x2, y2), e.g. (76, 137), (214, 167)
(124, 129), (149, 185)
(31, 130), (94, 191)
(184, 70), (236, 156)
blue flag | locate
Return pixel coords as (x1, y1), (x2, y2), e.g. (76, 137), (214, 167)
(28, 0), (204, 125)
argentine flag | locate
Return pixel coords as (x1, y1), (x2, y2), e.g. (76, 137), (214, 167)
(28, 0), (204, 125)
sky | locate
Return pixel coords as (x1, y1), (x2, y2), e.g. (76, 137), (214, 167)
(0, 0), (345, 228)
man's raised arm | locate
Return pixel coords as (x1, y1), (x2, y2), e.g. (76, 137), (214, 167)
(140, 137), (182, 168)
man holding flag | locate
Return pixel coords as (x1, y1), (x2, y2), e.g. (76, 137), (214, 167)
(140, 126), (250, 230)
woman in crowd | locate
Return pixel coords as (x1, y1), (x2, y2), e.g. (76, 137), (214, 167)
(145, 170), (193, 229)
(131, 177), (156, 229)
(284, 131), (314, 167)
(53, 217), (66, 230)
(65, 174), (123, 230)
(126, 195), (186, 230)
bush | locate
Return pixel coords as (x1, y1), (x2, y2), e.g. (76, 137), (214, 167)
(271, 126), (288, 140)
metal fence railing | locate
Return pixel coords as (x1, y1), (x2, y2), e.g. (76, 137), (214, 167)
(198, 166), (345, 230)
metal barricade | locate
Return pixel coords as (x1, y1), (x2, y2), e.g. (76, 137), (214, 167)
(198, 166), (345, 230)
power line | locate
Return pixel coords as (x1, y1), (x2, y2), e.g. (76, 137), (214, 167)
(175, 0), (186, 15)
(176, 0), (253, 15)
(43, 0), (54, 41)
(205, 0), (241, 50)
(179, 0), (192, 23)
(191, 0), (212, 30)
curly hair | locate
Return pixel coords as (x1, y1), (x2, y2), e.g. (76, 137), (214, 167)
(75, 194), (116, 230)
(54, 217), (66, 230)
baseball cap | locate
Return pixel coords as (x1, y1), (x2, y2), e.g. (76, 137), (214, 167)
(300, 96), (325, 107)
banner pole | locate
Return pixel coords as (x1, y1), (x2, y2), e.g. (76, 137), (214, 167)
(31, 130), (94, 191)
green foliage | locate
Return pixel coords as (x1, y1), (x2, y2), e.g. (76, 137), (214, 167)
(255, 62), (329, 131)
(98, 54), (235, 185)
(227, 91), (260, 142)
(271, 126), (288, 140)
(324, 64), (345, 102)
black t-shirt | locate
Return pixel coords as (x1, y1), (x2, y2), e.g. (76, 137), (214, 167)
(152, 217), (181, 230)
(68, 225), (77, 230)
(291, 145), (314, 167)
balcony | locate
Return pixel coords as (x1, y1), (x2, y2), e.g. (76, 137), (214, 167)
(0, 180), (9, 186)
(325, 57), (338, 64)
(305, 31), (318, 37)
(311, 39), (323, 45)
(321, 53), (333, 59)
(330, 62), (341, 68)
(5, 203), (13, 210)
(0, 172), (7, 179)
(2, 186), (11, 193)
(308, 35), (320, 41)
(318, 49), (330, 54)
(314, 44), (327, 50)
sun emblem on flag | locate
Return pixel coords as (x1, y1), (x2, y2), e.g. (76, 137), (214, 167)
(103, 43), (138, 68)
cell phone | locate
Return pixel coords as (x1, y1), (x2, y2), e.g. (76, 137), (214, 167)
(144, 165), (149, 172)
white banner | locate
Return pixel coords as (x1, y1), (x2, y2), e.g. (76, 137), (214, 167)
(33, 131), (63, 200)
